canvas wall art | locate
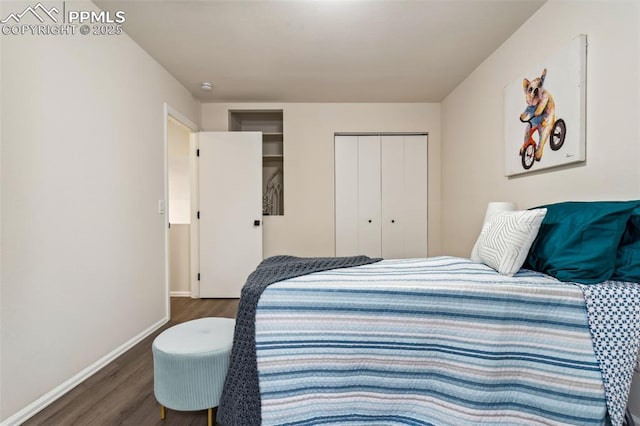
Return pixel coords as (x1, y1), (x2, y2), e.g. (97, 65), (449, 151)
(504, 35), (587, 176)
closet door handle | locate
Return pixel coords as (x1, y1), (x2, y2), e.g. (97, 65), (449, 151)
(391, 219), (395, 223)
(254, 220), (261, 227)
(368, 219), (372, 223)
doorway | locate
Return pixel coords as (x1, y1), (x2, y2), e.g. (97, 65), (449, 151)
(168, 116), (193, 297)
(164, 104), (199, 319)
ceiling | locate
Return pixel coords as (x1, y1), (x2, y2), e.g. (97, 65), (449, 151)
(95, 0), (546, 103)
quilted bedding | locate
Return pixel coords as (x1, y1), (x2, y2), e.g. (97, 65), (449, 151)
(252, 257), (640, 426)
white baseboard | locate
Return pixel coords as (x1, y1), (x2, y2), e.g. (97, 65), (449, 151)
(0, 316), (169, 426)
(170, 291), (191, 297)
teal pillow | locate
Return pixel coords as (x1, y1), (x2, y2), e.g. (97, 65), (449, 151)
(612, 208), (640, 283)
(526, 201), (639, 284)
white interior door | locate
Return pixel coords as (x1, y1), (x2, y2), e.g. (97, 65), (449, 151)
(381, 136), (405, 259)
(335, 136), (359, 257)
(403, 135), (428, 257)
(198, 131), (262, 297)
(357, 136), (381, 258)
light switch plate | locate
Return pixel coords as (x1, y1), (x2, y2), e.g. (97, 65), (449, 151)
(158, 200), (165, 214)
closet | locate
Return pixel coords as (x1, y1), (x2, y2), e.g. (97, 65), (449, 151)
(335, 133), (428, 259)
(229, 110), (284, 215)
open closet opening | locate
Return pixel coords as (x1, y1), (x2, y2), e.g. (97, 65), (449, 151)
(229, 110), (284, 216)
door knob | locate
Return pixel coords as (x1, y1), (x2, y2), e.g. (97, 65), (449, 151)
(391, 219), (395, 223)
(254, 220), (261, 227)
(368, 219), (372, 223)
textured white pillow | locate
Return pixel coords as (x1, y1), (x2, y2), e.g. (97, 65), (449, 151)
(470, 209), (547, 276)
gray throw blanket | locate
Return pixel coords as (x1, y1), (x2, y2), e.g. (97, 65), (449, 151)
(217, 255), (381, 426)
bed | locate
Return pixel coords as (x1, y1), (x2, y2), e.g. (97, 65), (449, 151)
(217, 201), (640, 426)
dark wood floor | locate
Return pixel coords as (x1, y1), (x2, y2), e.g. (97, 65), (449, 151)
(25, 298), (240, 426)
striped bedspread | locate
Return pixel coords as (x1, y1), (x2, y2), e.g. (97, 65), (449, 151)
(255, 257), (612, 425)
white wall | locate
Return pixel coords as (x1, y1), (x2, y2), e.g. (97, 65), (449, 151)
(0, 1), (4, 417)
(441, 0), (640, 257)
(201, 103), (442, 258)
(0, 0), (200, 421)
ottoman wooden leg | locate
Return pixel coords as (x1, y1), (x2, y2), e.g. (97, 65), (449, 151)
(208, 407), (213, 426)
(160, 405), (166, 420)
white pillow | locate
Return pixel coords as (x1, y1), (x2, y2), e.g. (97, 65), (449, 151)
(470, 209), (547, 276)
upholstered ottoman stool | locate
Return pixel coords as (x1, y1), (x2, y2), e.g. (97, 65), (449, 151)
(153, 317), (235, 426)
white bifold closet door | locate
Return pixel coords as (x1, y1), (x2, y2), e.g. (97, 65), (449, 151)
(400, 136), (428, 257)
(335, 134), (428, 259)
(198, 131), (263, 297)
(381, 135), (405, 259)
(357, 136), (382, 257)
(335, 136), (359, 256)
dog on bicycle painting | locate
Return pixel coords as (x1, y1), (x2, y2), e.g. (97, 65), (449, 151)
(519, 68), (555, 160)
(518, 68), (566, 170)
